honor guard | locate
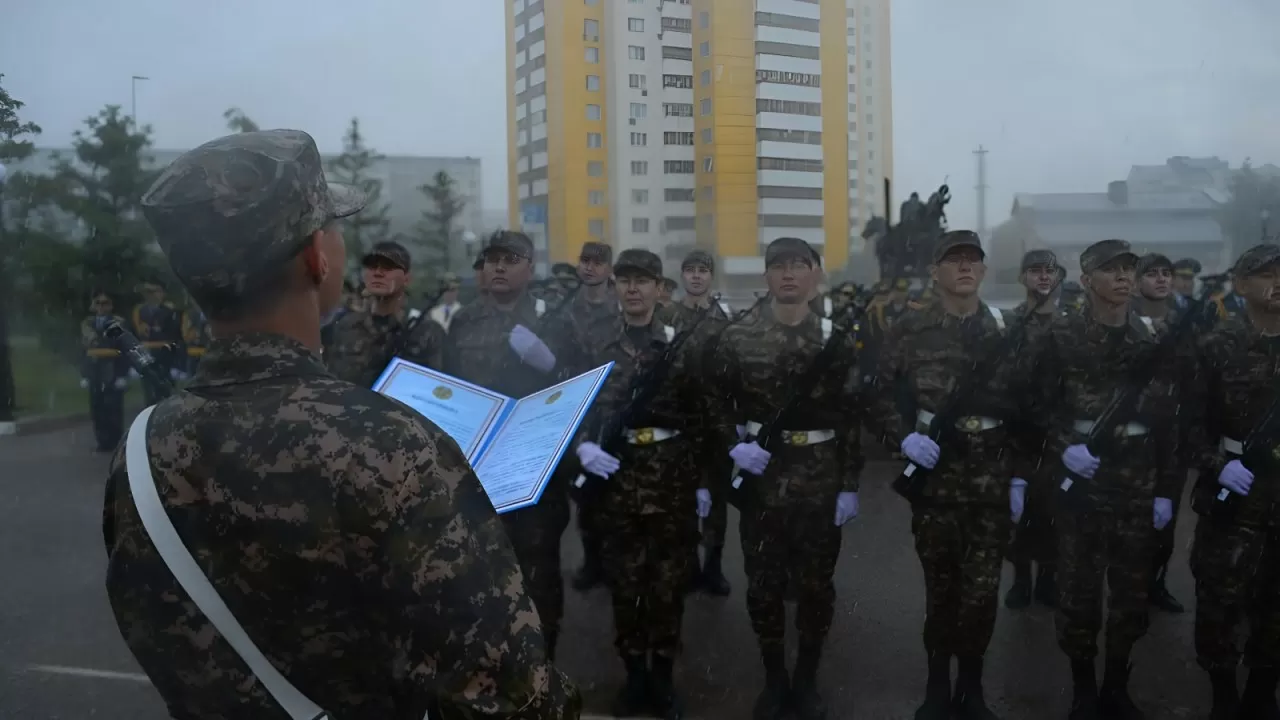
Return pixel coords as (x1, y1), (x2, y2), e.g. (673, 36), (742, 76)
(130, 278), (183, 402)
(1188, 244), (1280, 719)
(323, 241), (444, 387)
(427, 272), (463, 332)
(107, 129), (578, 718)
(706, 237), (863, 720)
(179, 299), (212, 375)
(81, 289), (130, 453)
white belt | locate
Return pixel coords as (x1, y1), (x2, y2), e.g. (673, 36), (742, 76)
(744, 421), (835, 446)
(1073, 420), (1149, 437)
(1221, 437), (1243, 455)
(917, 410), (1003, 433)
(624, 427), (681, 445)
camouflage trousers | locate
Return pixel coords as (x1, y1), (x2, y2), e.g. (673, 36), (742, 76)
(601, 509), (699, 657)
(1152, 490), (1183, 574)
(501, 489), (571, 638)
(1191, 515), (1280, 672)
(1008, 474), (1057, 567)
(1055, 499), (1154, 660)
(740, 501), (843, 653)
(699, 459), (733, 549)
(913, 504), (1011, 657)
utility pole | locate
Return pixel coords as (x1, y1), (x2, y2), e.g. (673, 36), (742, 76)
(131, 75), (149, 127)
(974, 145), (989, 238)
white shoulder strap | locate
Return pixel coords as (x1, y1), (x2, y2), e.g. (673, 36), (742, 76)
(717, 301), (731, 317)
(823, 297), (833, 317)
(126, 407), (330, 720)
(987, 304), (1006, 332)
(408, 308), (423, 321)
(534, 298), (547, 317)
(821, 318), (833, 342)
(663, 325), (675, 342)
(1139, 315), (1155, 334)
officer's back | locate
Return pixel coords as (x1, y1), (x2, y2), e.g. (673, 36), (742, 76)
(103, 129), (579, 719)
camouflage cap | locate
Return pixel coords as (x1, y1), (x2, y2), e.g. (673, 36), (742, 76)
(682, 249), (715, 272)
(440, 271), (460, 289)
(1080, 239), (1137, 274)
(1020, 249), (1059, 272)
(764, 237), (816, 266)
(579, 241), (613, 264)
(663, 277), (679, 291)
(472, 251), (486, 270)
(1172, 257), (1202, 277)
(1136, 252), (1173, 276)
(141, 129), (366, 307)
(1233, 244), (1280, 277)
(613, 248), (663, 280)
(551, 262), (577, 277)
(933, 230), (985, 263)
(363, 241), (411, 272)
(1061, 280), (1084, 294)
(485, 230), (534, 259)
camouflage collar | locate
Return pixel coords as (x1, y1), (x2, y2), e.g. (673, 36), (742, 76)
(187, 333), (332, 388)
(478, 290), (537, 315)
(609, 315), (669, 353)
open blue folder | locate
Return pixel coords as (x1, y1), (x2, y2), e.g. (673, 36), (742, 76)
(372, 359), (614, 514)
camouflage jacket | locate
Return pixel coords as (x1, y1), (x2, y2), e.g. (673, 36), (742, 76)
(565, 288), (620, 359)
(877, 302), (1037, 504)
(660, 298), (732, 331)
(102, 333), (579, 719)
(1189, 316), (1280, 526)
(81, 314), (129, 384)
(131, 302), (184, 365)
(323, 306), (445, 388)
(444, 293), (581, 399)
(1023, 308), (1182, 503)
(706, 304), (863, 505)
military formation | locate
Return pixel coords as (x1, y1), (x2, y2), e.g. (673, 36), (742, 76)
(89, 128), (1278, 720)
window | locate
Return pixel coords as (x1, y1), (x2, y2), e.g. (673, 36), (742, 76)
(868, 150), (875, 159)
(663, 74), (693, 89)
(584, 19), (599, 40)
(589, 218), (605, 237)
(865, 95), (872, 107)
(700, 69), (711, 86)
(758, 157), (824, 172)
(665, 188), (695, 202)
(756, 98), (822, 116)
(758, 185), (823, 200)
(586, 132), (602, 148)
(665, 216), (696, 231)
(629, 74), (647, 89)
(866, 59), (872, 69)
(662, 46), (692, 60)
(700, 98), (712, 116)
(632, 218), (650, 233)
(698, 11), (709, 28)
(531, 109), (547, 124)
(754, 11), (821, 32)
(699, 41), (710, 57)
(628, 17), (644, 31)
(847, 158), (857, 170)
(664, 160), (695, 174)
(632, 189), (649, 204)
(588, 190), (604, 206)
(756, 69), (820, 87)
(700, 186), (713, 201)
(631, 160), (649, 175)
(866, 113), (873, 124)
(586, 104), (601, 120)
(701, 128), (713, 143)
(630, 102), (647, 118)
(629, 45), (646, 60)
(664, 131), (695, 145)
(585, 0), (598, 4)
(868, 131), (874, 141)
(586, 75), (600, 91)
(754, 41), (820, 60)
(703, 157), (715, 172)
(848, 83), (856, 93)
(584, 47), (600, 63)
(661, 17), (691, 32)
(588, 161), (604, 176)
(757, 128), (822, 144)
(664, 102), (694, 117)
(630, 132), (648, 146)
(848, 178), (858, 189)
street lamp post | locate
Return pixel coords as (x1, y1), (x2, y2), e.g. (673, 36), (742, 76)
(0, 162), (15, 434)
(131, 75), (149, 126)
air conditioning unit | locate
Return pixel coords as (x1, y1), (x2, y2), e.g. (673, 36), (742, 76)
(630, 118), (637, 125)
(641, 90), (648, 96)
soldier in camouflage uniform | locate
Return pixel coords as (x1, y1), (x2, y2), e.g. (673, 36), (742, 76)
(573, 248), (703, 719)
(1024, 239), (1182, 720)
(1188, 244), (1280, 720)
(1060, 280), (1085, 314)
(444, 230), (582, 660)
(878, 231), (1036, 720)
(323, 241), (445, 387)
(706, 237), (862, 720)
(1005, 250), (1067, 611)
(130, 278), (184, 401)
(107, 129), (578, 718)
(658, 277), (678, 309)
(81, 289), (131, 453)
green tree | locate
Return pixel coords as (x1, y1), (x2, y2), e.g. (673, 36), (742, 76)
(414, 170), (466, 278)
(327, 117), (390, 273)
(1218, 160), (1280, 250)
(223, 107), (260, 134)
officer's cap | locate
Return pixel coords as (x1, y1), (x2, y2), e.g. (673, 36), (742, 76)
(1136, 252), (1173, 276)
(933, 230), (985, 263)
(765, 237), (816, 266)
(141, 129), (366, 311)
(682, 249), (716, 272)
(613, 249), (663, 280)
(1172, 258), (1202, 277)
(363, 241), (411, 272)
(485, 230), (534, 259)
(1080, 239), (1137, 274)
(1233, 244), (1280, 277)
(579, 241), (613, 264)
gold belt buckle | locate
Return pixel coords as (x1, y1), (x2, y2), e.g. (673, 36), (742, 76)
(788, 431), (808, 446)
(962, 417), (982, 433)
(634, 428), (655, 445)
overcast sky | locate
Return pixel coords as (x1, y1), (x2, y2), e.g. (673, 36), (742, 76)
(4, 0), (1278, 230)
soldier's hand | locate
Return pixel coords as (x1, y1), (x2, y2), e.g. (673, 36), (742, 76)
(695, 488), (712, 518)
(1153, 497), (1174, 530)
(79, 378), (90, 390)
(901, 433), (940, 469)
(113, 378), (128, 391)
(1010, 478), (1028, 523)
(834, 492), (859, 526)
(509, 324), (557, 373)
(1062, 444), (1100, 479)
(1218, 460), (1253, 496)
(729, 442), (770, 475)
(576, 442), (620, 478)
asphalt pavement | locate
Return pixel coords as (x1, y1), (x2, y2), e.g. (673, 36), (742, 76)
(1, 422), (1210, 719)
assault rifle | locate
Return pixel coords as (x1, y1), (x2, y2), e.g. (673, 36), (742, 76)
(104, 319), (175, 402)
(1203, 377), (1280, 520)
(892, 291), (1054, 502)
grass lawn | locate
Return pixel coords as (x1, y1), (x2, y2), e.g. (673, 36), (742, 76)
(11, 338), (143, 419)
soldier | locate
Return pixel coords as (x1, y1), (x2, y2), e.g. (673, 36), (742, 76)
(80, 289), (130, 453)
(473, 250), (489, 297)
(572, 248), (702, 719)
(1213, 270), (1249, 325)
(427, 272), (463, 332)
(552, 261), (579, 299)
(1060, 280), (1085, 313)
(323, 241), (445, 387)
(130, 278), (183, 403)
(1004, 250), (1068, 611)
(444, 229), (581, 660)
(179, 298), (212, 375)
(878, 231), (1034, 720)
(1024, 239), (1181, 720)
(108, 129), (578, 718)
(659, 277), (678, 308)
(705, 237), (862, 720)
(1171, 257), (1202, 313)
(1188, 243), (1280, 719)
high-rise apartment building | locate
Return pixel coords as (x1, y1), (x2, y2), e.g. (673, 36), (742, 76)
(507, 0), (892, 283)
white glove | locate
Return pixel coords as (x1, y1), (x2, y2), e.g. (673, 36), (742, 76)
(113, 377), (128, 391)
(735, 424), (747, 441)
(576, 442), (620, 478)
(834, 492), (859, 526)
(79, 378), (90, 390)
(1010, 478), (1028, 523)
(509, 324), (557, 373)
(901, 433), (940, 469)
(696, 488), (712, 518)
(729, 442), (771, 475)
(1153, 497), (1174, 530)
(1062, 444), (1100, 479)
(128, 368), (140, 380)
(169, 368), (181, 380)
(1218, 460), (1254, 496)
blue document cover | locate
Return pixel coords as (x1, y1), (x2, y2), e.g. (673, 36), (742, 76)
(372, 360), (614, 514)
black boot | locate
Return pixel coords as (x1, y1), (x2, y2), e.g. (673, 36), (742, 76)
(1068, 659), (1099, 720)
(648, 654), (684, 720)
(700, 546), (732, 596)
(1207, 670), (1239, 720)
(953, 655), (999, 719)
(572, 544), (604, 592)
(612, 653), (649, 718)
(1034, 563), (1058, 607)
(1240, 667), (1279, 720)
(753, 649), (790, 720)
(1004, 562), (1032, 609)
(1148, 568), (1184, 614)
(914, 651), (952, 720)
(791, 644), (827, 720)
(1098, 656), (1144, 719)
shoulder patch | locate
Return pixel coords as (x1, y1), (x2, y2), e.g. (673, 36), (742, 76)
(663, 324), (676, 342)
(988, 304), (1006, 332)
(821, 317), (833, 342)
(535, 298), (547, 317)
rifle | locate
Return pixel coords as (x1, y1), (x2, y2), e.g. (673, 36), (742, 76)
(104, 319), (176, 402)
(1203, 376), (1280, 520)
(377, 284), (449, 373)
(891, 291), (1054, 502)
(728, 289), (873, 508)
(573, 296), (722, 491)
